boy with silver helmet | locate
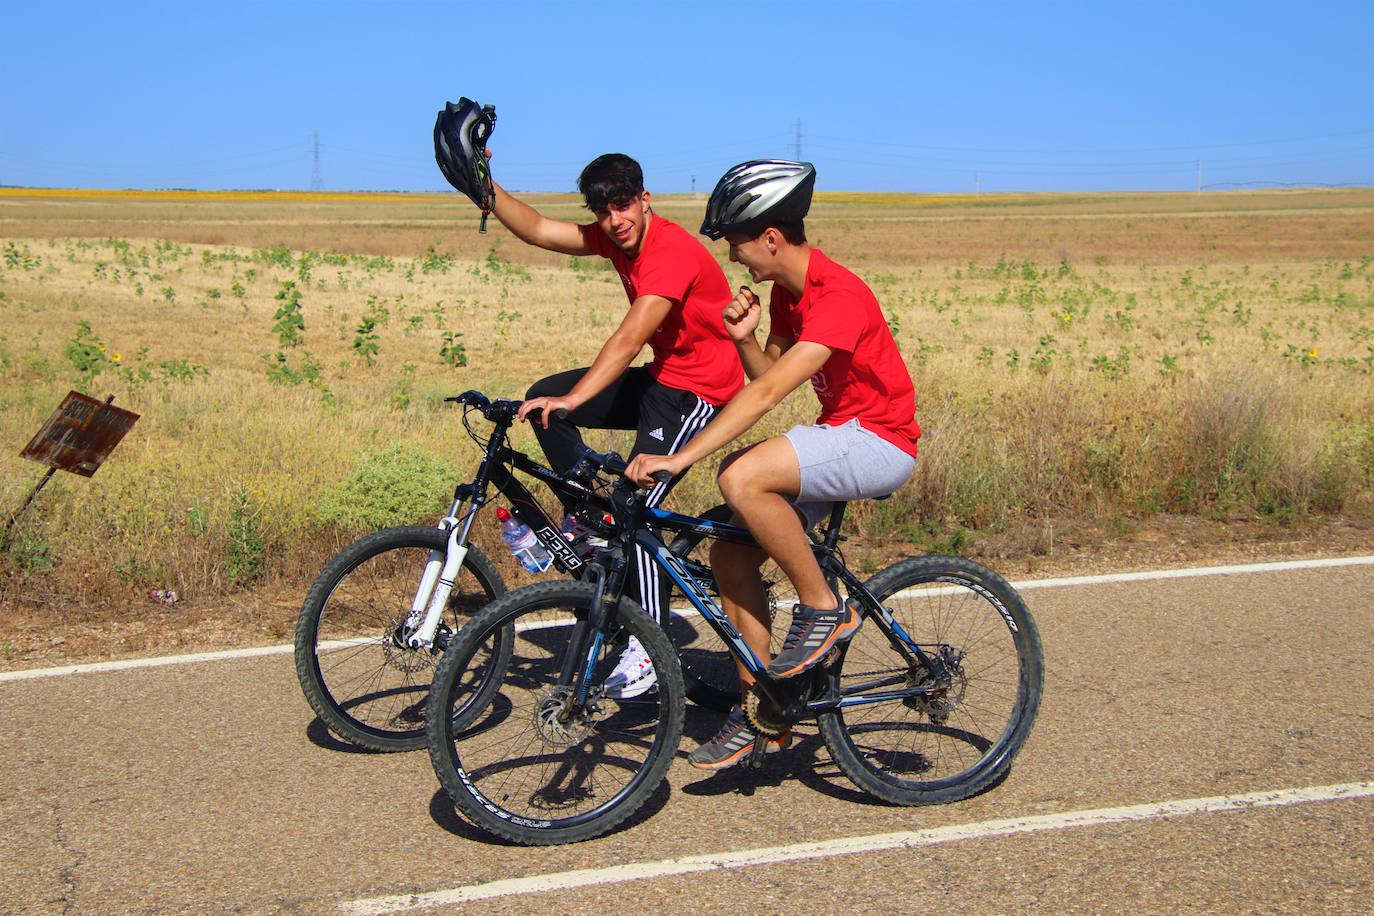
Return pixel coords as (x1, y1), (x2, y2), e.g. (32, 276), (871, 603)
(627, 160), (920, 769)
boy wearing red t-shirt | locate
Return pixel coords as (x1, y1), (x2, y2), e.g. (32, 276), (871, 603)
(489, 153), (745, 698)
(627, 160), (918, 768)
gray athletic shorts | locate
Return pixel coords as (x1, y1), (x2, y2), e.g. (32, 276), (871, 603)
(783, 419), (916, 528)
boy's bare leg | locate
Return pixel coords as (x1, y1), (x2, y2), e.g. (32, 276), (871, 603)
(709, 540), (771, 689)
(717, 437), (835, 611)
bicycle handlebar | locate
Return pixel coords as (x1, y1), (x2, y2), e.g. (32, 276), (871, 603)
(446, 391), (573, 426)
(447, 390), (670, 485)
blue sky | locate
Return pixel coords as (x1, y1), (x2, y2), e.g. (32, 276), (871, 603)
(3, 0), (1371, 193)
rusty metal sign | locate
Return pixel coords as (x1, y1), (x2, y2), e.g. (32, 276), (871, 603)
(19, 391), (140, 477)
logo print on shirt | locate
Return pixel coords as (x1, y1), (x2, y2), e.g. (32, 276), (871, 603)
(649, 427), (665, 441)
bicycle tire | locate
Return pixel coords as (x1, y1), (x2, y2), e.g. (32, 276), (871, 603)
(818, 555), (1043, 805)
(427, 580), (685, 845)
(294, 525), (508, 752)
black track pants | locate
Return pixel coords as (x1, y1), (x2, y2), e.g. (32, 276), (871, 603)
(526, 365), (719, 624)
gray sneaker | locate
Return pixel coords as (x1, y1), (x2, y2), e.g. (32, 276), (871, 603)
(688, 706), (791, 770)
(766, 599), (862, 679)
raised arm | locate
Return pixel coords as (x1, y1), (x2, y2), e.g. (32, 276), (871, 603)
(490, 180), (594, 256)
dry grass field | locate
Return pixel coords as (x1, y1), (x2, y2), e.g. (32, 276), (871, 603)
(2, 187), (1372, 664)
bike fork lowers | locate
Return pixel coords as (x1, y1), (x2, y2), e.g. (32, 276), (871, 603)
(403, 500), (478, 649)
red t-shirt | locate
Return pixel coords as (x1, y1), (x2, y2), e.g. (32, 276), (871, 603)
(579, 216), (744, 406)
(768, 248), (920, 456)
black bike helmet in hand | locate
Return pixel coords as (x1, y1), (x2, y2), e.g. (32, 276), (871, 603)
(434, 97), (498, 230)
(700, 159), (816, 240)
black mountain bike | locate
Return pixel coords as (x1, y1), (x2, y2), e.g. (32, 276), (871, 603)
(426, 453), (1044, 845)
(294, 390), (741, 752)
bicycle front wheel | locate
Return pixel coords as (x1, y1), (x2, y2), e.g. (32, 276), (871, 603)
(294, 526), (507, 752)
(427, 581), (685, 845)
(818, 555), (1043, 805)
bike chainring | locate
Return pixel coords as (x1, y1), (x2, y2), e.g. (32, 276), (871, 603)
(744, 684), (792, 737)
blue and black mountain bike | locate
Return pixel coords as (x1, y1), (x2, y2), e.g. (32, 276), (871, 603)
(425, 451), (1044, 845)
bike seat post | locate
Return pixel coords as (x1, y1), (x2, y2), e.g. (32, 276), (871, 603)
(820, 501), (848, 551)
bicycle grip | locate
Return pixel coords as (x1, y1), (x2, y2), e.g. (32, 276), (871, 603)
(649, 470), (672, 484)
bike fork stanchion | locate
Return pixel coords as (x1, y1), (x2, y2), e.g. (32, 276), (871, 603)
(575, 553), (624, 703)
(407, 518), (469, 649)
(558, 564), (602, 690)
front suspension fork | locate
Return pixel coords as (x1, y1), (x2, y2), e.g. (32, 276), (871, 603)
(402, 492), (481, 649)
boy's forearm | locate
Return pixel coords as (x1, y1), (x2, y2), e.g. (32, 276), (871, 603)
(674, 379), (784, 466)
(563, 333), (642, 408)
(735, 334), (776, 379)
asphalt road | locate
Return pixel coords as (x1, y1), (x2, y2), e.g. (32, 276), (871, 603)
(3, 559), (1372, 914)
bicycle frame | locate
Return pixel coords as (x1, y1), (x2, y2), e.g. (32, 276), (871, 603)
(400, 395), (613, 650)
(567, 495), (950, 717)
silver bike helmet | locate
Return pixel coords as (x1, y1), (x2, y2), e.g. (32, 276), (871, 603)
(700, 159), (816, 240)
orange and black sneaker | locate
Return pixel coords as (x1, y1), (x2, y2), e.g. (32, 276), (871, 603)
(766, 599), (862, 679)
(688, 706), (791, 770)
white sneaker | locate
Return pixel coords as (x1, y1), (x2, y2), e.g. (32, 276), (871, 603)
(603, 636), (657, 699)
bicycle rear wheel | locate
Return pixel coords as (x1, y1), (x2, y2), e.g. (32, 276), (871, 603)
(818, 555), (1043, 805)
(427, 580), (685, 845)
(294, 526), (508, 752)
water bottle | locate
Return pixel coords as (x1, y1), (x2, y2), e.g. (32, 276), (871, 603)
(496, 506), (553, 573)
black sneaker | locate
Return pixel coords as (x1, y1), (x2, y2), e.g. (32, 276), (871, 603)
(688, 706), (791, 770)
(766, 599), (862, 679)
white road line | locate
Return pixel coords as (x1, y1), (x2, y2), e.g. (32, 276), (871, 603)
(0, 642), (297, 682)
(3, 554), (1371, 684)
(337, 781), (1374, 915)
(1008, 554), (1374, 591)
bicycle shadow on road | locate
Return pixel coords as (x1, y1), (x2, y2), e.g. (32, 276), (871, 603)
(426, 778), (673, 845)
(675, 707), (1010, 806)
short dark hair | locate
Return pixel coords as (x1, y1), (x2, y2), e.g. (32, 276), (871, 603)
(769, 221), (807, 245)
(578, 154), (645, 212)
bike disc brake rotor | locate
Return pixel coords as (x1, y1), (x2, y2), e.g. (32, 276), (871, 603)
(533, 686), (597, 746)
(382, 614), (436, 674)
(902, 647), (967, 725)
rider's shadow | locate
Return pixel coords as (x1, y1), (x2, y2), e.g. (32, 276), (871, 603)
(676, 710), (877, 804)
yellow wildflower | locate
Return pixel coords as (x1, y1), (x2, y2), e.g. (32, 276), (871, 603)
(1306, 348), (1317, 359)
(112, 352), (123, 363)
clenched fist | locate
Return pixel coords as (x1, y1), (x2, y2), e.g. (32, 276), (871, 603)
(722, 285), (761, 342)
